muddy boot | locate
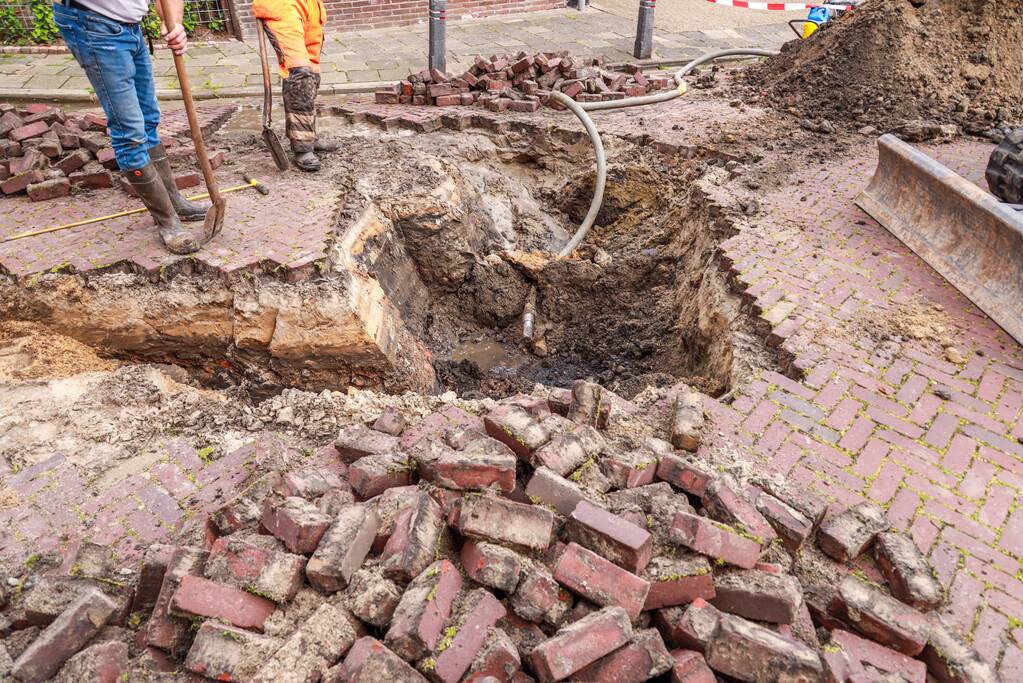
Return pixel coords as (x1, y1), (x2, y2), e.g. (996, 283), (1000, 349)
(148, 143), (211, 222)
(283, 67), (320, 172)
(123, 164), (200, 255)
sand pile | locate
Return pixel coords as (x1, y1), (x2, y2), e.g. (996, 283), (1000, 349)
(745, 0), (1023, 136)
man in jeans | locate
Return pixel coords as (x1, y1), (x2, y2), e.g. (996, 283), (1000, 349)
(53, 0), (207, 254)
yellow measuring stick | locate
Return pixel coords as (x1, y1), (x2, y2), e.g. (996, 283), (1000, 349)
(1, 179), (263, 244)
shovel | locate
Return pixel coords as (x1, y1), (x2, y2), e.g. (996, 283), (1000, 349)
(155, 0), (226, 242)
(258, 19), (289, 171)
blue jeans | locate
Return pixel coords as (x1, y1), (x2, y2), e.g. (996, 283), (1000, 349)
(53, 3), (160, 170)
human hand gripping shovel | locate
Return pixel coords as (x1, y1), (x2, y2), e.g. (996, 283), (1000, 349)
(155, 0), (225, 243)
(257, 20), (290, 170)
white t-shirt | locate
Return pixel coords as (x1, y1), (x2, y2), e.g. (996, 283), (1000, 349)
(75, 0), (151, 24)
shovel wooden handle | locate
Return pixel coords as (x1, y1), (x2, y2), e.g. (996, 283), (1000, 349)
(154, 0), (221, 206)
(257, 19), (274, 128)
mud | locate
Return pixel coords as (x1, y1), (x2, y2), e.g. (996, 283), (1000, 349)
(747, 0), (1023, 136)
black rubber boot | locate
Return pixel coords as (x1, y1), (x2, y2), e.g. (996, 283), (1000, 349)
(283, 68), (321, 172)
(123, 164), (200, 255)
(148, 143), (211, 222)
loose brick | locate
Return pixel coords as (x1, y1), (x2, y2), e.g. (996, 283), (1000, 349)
(184, 621), (277, 682)
(131, 543), (176, 616)
(95, 147), (118, 169)
(421, 440), (517, 493)
(466, 627), (521, 681)
(38, 134), (62, 158)
(171, 575), (275, 630)
(51, 640), (128, 683)
(702, 480), (777, 547)
(458, 495), (554, 552)
(429, 589), (507, 683)
(461, 540), (523, 593)
(704, 613), (823, 682)
(709, 568), (803, 624)
(532, 431), (590, 476)
(554, 542), (650, 620)
(484, 404), (550, 461)
(829, 576), (929, 656)
(818, 502), (890, 562)
(146, 546), (207, 653)
(10, 588), (117, 683)
(54, 148), (90, 175)
(669, 511), (761, 569)
(873, 532), (943, 610)
(510, 564), (572, 627)
(380, 493), (443, 583)
(669, 649), (715, 683)
(307, 503), (379, 591)
(657, 454), (713, 497)
(1, 170), (44, 194)
(212, 495), (263, 535)
(374, 407), (407, 435)
(205, 536), (307, 603)
(528, 606), (633, 683)
(754, 490), (814, 551)
(386, 560), (463, 661)
(670, 392), (704, 451)
(822, 629), (926, 683)
(342, 636), (428, 682)
(349, 452), (411, 498)
(335, 424), (401, 462)
(642, 555), (715, 610)
(27, 177), (71, 202)
(251, 603), (358, 682)
(525, 467), (586, 516)
(508, 100), (540, 113)
(346, 567), (402, 628)
(920, 613), (998, 683)
(571, 628), (673, 682)
(654, 599), (721, 652)
(566, 499), (653, 573)
(600, 446), (658, 489)
(261, 496), (331, 554)
(275, 466), (347, 499)
(10, 121), (49, 142)
(9, 149), (45, 174)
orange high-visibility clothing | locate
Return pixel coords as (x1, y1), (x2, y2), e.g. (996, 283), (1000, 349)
(253, 0), (325, 79)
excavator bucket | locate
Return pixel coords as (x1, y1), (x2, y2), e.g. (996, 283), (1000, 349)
(856, 134), (1023, 345)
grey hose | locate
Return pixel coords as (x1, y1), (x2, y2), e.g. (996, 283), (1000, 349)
(555, 47), (780, 258)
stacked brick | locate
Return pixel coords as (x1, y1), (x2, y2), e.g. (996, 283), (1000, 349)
(0, 102), (215, 203)
(1, 381), (996, 682)
(375, 52), (673, 113)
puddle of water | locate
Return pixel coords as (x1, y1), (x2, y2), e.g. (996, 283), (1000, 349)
(448, 340), (523, 373)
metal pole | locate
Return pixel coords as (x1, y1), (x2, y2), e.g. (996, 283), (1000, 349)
(576, 0), (587, 11)
(429, 0), (447, 73)
(633, 0), (655, 60)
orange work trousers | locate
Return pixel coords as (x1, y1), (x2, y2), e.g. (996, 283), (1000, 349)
(253, 0), (325, 79)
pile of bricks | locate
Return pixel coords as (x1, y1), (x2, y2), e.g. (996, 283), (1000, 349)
(375, 52), (673, 113)
(0, 381), (995, 682)
(0, 102), (213, 203)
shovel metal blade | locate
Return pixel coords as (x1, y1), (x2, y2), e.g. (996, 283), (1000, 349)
(856, 134), (1023, 345)
(263, 127), (290, 171)
(202, 197), (227, 242)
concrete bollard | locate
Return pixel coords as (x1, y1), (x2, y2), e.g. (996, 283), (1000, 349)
(429, 0), (447, 73)
(633, 0), (655, 60)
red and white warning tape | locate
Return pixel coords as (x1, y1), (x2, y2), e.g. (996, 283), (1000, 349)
(706, 0), (860, 10)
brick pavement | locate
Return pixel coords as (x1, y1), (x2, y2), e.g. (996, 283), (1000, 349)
(0, 93), (1020, 675)
(0, 8), (791, 98)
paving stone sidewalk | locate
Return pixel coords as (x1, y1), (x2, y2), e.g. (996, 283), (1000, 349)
(0, 7), (791, 99)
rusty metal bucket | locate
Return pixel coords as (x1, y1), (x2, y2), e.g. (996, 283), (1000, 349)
(856, 134), (1023, 345)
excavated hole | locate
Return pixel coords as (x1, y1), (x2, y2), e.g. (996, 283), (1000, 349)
(0, 115), (774, 400)
(331, 121), (772, 399)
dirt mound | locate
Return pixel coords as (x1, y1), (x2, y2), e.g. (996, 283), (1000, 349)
(746, 0), (1023, 135)
(0, 321), (117, 381)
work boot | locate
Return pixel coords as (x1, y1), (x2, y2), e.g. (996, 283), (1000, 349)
(123, 164), (200, 255)
(148, 143), (211, 222)
(313, 138), (342, 153)
(283, 67), (320, 172)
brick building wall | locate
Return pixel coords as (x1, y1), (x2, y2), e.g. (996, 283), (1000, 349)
(234, 0), (565, 39)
